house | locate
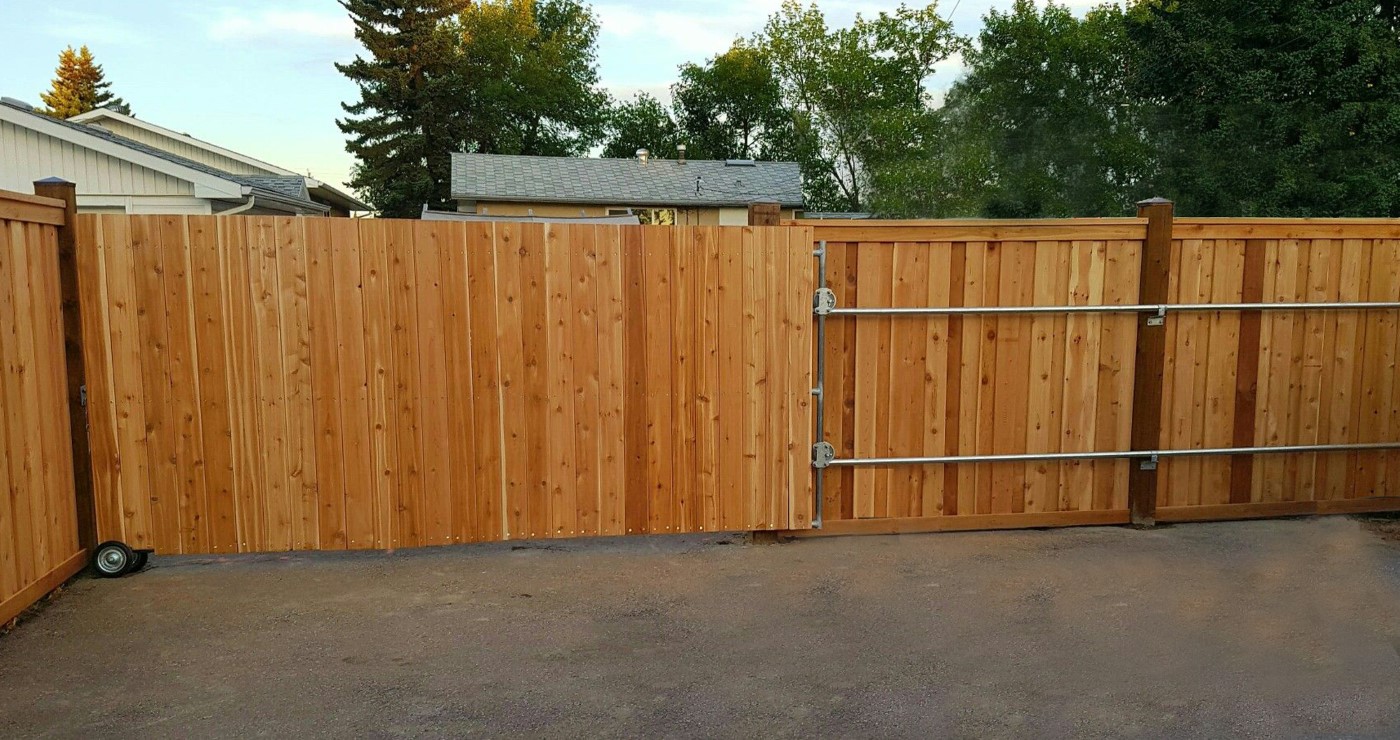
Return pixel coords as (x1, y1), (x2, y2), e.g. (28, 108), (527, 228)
(0, 98), (368, 216)
(450, 150), (803, 225)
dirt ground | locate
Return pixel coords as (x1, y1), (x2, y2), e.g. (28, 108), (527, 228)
(3, 516), (1400, 739)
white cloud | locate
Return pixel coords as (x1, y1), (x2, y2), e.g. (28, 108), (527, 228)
(207, 8), (354, 44)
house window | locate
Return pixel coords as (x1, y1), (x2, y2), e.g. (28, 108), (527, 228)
(608, 207), (677, 225)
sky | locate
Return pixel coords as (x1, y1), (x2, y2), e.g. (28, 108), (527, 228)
(0, 0), (1099, 192)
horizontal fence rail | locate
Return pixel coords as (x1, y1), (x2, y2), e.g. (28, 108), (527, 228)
(823, 442), (1400, 468)
(822, 302), (1400, 317)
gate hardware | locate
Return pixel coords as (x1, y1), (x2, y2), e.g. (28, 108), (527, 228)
(1139, 454), (1159, 471)
(1146, 306), (1167, 327)
(812, 442), (836, 469)
(813, 288), (837, 316)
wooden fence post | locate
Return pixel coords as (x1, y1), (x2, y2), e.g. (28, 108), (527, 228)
(32, 178), (95, 551)
(1128, 197), (1174, 526)
(748, 201), (781, 226)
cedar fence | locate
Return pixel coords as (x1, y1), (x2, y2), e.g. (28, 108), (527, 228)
(798, 211), (1400, 535)
(75, 216), (815, 554)
(3, 178), (1400, 617)
(0, 186), (86, 626)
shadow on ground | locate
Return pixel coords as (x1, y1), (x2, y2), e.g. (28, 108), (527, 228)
(3, 517), (1400, 738)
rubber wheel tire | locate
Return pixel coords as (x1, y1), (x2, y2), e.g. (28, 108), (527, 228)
(93, 541), (135, 578)
(130, 551), (149, 573)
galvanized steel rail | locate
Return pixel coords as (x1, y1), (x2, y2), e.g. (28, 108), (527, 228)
(808, 251), (1400, 502)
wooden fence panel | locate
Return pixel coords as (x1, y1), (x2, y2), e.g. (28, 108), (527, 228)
(809, 222), (1146, 531)
(78, 216), (814, 554)
(1157, 225), (1400, 520)
(0, 190), (84, 626)
(803, 218), (1400, 534)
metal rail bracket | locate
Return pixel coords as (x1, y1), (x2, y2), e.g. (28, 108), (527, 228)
(813, 288), (837, 316)
(1139, 454), (1159, 471)
(812, 442), (836, 469)
(1146, 306), (1167, 327)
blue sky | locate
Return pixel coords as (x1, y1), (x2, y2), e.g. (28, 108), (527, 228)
(0, 0), (1096, 191)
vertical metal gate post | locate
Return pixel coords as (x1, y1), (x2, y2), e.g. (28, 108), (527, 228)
(811, 241), (832, 529)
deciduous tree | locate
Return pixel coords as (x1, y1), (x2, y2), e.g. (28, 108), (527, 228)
(603, 92), (679, 159)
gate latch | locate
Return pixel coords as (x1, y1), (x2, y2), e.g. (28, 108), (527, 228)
(813, 288), (837, 316)
(812, 441), (836, 469)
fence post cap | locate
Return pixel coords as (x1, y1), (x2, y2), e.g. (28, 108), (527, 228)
(1135, 197), (1173, 207)
(33, 177), (74, 185)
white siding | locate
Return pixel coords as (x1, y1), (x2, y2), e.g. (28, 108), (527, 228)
(1, 120), (196, 197)
(88, 119), (279, 176)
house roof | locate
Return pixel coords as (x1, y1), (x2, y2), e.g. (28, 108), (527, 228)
(450, 153), (804, 208)
(69, 108), (370, 212)
(1, 98), (329, 214)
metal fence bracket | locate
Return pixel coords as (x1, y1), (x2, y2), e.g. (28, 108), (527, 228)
(813, 287), (837, 316)
(1146, 306), (1167, 327)
(1139, 454), (1159, 471)
(812, 442), (836, 469)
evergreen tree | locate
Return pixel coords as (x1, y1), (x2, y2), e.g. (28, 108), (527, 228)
(336, 0), (469, 218)
(40, 45), (131, 118)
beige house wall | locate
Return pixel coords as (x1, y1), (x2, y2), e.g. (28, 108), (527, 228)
(465, 200), (796, 225)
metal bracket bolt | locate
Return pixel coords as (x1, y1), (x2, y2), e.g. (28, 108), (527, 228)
(813, 288), (837, 316)
(812, 441), (836, 469)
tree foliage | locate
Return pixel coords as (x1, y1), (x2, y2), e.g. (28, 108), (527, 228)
(672, 42), (790, 161)
(602, 92), (679, 159)
(338, 0), (608, 217)
(458, 0), (609, 156)
(40, 45), (131, 118)
(917, 1), (1154, 218)
(1128, 0), (1400, 216)
(931, 0), (1400, 217)
(337, 0), (469, 218)
(760, 1), (964, 212)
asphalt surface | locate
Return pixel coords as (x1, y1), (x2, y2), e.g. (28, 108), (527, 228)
(3, 517), (1400, 738)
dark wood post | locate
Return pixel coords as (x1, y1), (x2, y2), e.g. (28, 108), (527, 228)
(33, 178), (95, 551)
(1128, 197), (1174, 527)
(748, 200), (781, 226)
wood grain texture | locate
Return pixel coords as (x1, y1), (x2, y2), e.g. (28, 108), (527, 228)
(815, 231), (1142, 520)
(0, 194), (83, 623)
(77, 216), (811, 553)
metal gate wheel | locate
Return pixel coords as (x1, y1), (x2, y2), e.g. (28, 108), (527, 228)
(131, 551), (149, 573)
(93, 541), (136, 578)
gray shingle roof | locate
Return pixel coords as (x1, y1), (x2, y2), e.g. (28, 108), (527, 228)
(451, 153), (804, 208)
(1, 99), (319, 208)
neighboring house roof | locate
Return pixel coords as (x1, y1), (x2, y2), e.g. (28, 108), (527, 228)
(451, 153), (804, 209)
(69, 108), (370, 212)
(421, 206), (640, 224)
(0, 98), (328, 214)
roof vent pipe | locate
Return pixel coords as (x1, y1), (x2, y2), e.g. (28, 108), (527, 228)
(636, 148), (650, 164)
(677, 144), (686, 165)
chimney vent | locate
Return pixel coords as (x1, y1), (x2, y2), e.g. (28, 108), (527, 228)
(677, 144), (687, 164)
(636, 148), (650, 164)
